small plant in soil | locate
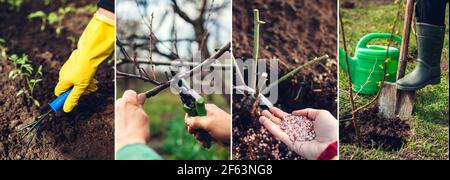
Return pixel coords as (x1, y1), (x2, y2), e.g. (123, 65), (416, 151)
(0, 0), (23, 11)
(28, 6), (75, 37)
(8, 54), (43, 107)
(66, 36), (77, 50)
(232, 7), (329, 160)
(0, 38), (6, 58)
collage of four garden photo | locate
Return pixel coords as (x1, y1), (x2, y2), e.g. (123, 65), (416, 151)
(0, 0), (448, 160)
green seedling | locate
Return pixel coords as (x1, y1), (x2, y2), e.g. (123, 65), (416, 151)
(27, 11), (56, 31)
(9, 54), (33, 79)
(27, 6), (76, 37)
(76, 4), (98, 14)
(0, 0), (23, 11)
(0, 38), (7, 59)
(54, 7), (76, 36)
(66, 36), (77, 50)
(8, 54), (43, 107)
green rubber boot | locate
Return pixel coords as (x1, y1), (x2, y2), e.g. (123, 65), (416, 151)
(397, 23), (445, 91)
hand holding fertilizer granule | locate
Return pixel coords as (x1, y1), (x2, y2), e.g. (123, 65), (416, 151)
(280, 114), (316, 143)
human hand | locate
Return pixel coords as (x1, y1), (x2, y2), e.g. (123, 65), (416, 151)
(259, 107), (337, 160)
(54, 11), (114, 112)
(115, 90), (150, 152)
(185, 104), (231, 147)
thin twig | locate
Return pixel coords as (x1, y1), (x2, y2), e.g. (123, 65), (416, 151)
(117, 38), (162, 85)
(148, 13), (157, 80)
(198, 0), (215, 53)
(117, 70), (160, 85)
(142, 42), (231, 98)
(261, 55), (329, 95)
(353, 59), (378, 100)
(339, 11), (360, 143)
(352, 1), (403, 114)
(134, 0), (179, 59)
(339, 118), (354, 122)
(117, 59), (231, 69)
(117, 39), (149, 79)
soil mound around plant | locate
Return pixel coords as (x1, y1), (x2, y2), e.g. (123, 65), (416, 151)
(340, 107), (412, 151)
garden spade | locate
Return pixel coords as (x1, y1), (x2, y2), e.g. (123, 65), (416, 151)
(18, 88), (73, 150)
(379, 0), (416, 120)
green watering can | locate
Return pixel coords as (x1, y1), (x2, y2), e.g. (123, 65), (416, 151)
(339, 33), (402, 95)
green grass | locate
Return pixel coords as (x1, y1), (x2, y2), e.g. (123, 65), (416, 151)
(339, 1), (449, 160)
(116, 80), (230, 160)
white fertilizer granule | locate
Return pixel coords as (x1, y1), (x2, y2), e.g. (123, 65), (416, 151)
(280, 114), (316, 143)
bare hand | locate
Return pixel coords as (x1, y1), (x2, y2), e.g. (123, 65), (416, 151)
(259, 107), (337, 160)
(185, 104), (231, 147)
(115, 90), (150, 152)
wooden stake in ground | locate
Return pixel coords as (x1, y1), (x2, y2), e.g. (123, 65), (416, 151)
(379, 0), (416, 120)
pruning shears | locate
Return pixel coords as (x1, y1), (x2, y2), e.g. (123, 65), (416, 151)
(178, 80), (212, 149)
(18, 88), (73, 149)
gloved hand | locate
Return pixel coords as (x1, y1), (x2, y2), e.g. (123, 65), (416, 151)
(55, 12), (114, 112)
(259, 107), (338, 160)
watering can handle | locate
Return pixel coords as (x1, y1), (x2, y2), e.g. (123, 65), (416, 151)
(356, 33), (402, 49)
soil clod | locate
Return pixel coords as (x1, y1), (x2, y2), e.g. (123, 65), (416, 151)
(340, 107), (411, 151)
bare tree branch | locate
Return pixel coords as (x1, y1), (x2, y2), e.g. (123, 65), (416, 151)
(141, 42), (231, 98)
(117, 38), (163, 85)
(134, 0), (180, 59)
(117, 59), (231, 69)
(117, 70), (161, 85)
(171, 0), (194, 24)
(198, 0), (208, 22)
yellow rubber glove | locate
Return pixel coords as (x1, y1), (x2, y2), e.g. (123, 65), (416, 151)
(55, 12), (114, 112)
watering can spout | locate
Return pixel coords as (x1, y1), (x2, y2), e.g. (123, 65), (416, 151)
(338, 47), (354, 75)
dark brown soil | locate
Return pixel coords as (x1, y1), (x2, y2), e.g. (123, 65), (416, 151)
(0, 0), (114, 160)
(232, 0), (337, 160)
(340, 107), (411, 151)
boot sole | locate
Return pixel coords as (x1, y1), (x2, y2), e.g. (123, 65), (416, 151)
(397, 77), (440, 91)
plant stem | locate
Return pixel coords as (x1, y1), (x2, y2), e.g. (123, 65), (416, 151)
(261, 55), (329, 95)
(117, 38), (162, 85)
(250, 9), (262, 93)
(352, 1), (402, 114)
(339, 12), (361, 144)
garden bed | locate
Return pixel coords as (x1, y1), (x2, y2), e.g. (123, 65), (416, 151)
(0, 0), (114, 160)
